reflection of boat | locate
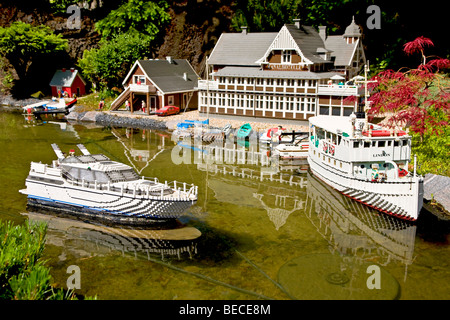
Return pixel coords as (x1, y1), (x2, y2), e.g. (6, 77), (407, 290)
(307, 66), (423, 221)
(23, 211), (201, 260)
(276, 171), (418, 299)
(306, 172), (416, 279)
(20, 143), (198, 225)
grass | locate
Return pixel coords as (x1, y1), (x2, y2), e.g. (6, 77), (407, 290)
(75, 92), (117, 113)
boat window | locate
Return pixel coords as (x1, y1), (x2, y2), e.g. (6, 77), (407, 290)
(371, 141), (376, 147)
(394, 140), (399, 147)
(364, 141), (370, 148)
(316, 128), (325, 140)
(360, 165), (365, 168)
(387, 141), (392, 146)
(402, 140), (408, 146)
(383, 163), (388, 168)
(378, 141), (385, 147)
(353, 141), (359, 148)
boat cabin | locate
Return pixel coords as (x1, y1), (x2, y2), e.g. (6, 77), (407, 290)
(309, 115), (411, 182)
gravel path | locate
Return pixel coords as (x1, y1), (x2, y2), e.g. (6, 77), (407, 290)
(102, 110), (309, 133)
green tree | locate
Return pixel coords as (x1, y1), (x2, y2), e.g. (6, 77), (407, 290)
(95, 0), (171, 40)
(0, 21), (68, 81)
(231, 0), (355, 32)
(78, 32), (151, 90)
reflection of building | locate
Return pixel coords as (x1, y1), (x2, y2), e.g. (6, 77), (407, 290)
(111, 127), (167, 174)
(111, 58), (199, 113)
(198, 162), (307, 230)
(199, 17), (366, 120)
(305, 172), (417, 281)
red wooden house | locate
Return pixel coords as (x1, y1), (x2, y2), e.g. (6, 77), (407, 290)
(49, 68), (86, 98)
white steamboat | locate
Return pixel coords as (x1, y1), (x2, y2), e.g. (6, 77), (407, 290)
(307, 65), (423, 221)
(20, 144), (198, 225)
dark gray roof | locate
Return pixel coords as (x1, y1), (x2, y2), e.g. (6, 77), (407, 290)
(325, 36), (357, 66)
(208, 32), (277, 66)
(214, 66), (342, 80)
(136, 59), (199, 93)
(49, 69), (84, 87)
(285, 24), (331, 64)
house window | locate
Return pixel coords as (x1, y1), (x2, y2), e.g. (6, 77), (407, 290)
(134, 75), (146, 85)
(168, 95), (174, 105)
(282, 50), (292, 63)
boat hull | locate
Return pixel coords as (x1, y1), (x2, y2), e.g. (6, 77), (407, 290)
(307, 156), (423, 221)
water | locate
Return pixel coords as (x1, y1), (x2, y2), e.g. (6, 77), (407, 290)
(1, 112), (449, 300)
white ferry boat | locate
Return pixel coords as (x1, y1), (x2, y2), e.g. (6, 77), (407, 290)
(307, 114), (423, 221)
(307, 64), (423, 222)
(20, 144), (198, 225)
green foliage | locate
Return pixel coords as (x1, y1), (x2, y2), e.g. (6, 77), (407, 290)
(78, 32), (151, 90)
(48, 0), (86, 13)
(231, 0), (355, 32)
(0, 58), (14, 94)
(0, 220), (47, 299)
(0, 220), (81, 300)
(0, 22), (68, 80)
(412, 112), (450, 176)
(95, 0), (170, 40)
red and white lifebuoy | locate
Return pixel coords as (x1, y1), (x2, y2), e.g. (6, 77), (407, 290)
(330, 145), (335, 156)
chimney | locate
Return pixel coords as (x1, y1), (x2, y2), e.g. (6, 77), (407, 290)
(319, 26), (327, 41)
(293, 18), (301, 29)
(183, 72), (188, 81)
(166, 56), (173, 64)
(241, 26), (248, 34)
(70, 67), (75, 72)
(61, 68), (66, 72)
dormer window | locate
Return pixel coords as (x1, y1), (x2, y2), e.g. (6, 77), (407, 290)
(134, 75), (146, 85)
(282, 50), (292, 63)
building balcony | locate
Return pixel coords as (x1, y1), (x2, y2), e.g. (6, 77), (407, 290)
(197, 80), (219, 90)
(129, 83), (157, 93)
(317, 84), (360, 96)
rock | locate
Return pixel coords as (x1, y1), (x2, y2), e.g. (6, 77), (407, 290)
(80, 111), (98, 122)
(423, 174), (450, 215)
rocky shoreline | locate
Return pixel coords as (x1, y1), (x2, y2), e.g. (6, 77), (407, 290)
(66, 110), (169, 130)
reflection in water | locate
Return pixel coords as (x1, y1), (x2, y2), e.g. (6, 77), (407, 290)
(12, 117), (442, 300)
(198, 162), (307, 230)
(24, 211), (201, 261)
(278, 172), (418, 299)
(305, 172), (416, 277)
(111, 127), (168, 175)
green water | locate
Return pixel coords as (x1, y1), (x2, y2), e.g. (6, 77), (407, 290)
(1, 112), (449, 300)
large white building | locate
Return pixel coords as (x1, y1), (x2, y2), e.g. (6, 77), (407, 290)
(198, 17), (366, 121)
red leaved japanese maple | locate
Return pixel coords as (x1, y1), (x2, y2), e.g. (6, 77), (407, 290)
(368, 37), (450, 142)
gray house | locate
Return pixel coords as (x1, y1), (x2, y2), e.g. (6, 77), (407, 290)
(111, 57), (199, 114)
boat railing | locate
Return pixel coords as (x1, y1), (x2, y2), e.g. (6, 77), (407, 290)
(62, 172), (197, 200)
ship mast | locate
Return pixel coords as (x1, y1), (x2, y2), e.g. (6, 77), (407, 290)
(355, 62), (377, 131)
